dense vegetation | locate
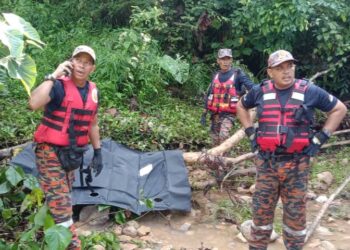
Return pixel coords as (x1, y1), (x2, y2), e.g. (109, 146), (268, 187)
(1, 0), (350, 249)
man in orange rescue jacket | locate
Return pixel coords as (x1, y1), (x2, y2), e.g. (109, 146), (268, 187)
(29, 45), (102, 250)
(201, 48), (255, 146)
(237, 49), (347, 250)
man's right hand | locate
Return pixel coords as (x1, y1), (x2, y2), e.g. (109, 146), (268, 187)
(200, 112), (207, 126)
(245, 126), (258, 152)
(52, 60), (73, 79)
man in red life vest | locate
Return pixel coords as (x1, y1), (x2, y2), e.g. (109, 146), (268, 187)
(29, 45), (102, 250)
(201, 48), (254, 146)
(236, 49), (347, 250)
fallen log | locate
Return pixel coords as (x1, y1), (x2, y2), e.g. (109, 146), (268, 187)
(220, 153), (257, 190)
(207, 109), (256, 156)
(183, 109), (256, 164)
(332, 129), (350, 136)
(305, 174), (350, 243)
(321, 139), (350, 149)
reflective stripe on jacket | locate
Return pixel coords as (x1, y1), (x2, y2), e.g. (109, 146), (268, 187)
(207, 71), (239, 114)
(256, 80), (311, 153)
(34, 77), (98, 146)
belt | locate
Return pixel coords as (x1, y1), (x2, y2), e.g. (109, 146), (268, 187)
(259, 151), (303, 162)
(273, 154), (296, 162)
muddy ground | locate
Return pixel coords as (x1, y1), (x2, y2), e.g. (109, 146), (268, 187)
(77, 189), (350, 250)
(137, 191), (350, 250)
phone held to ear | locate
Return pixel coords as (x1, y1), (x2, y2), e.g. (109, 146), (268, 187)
(64, 59), (73, 76)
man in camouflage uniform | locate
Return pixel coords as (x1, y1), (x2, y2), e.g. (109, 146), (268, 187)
(29, 45), (103, 250)
(201, 48), (254, 146)
(236, 49), (347, 250)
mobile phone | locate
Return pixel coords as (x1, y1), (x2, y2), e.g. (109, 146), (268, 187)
(64, 59), (73, 76)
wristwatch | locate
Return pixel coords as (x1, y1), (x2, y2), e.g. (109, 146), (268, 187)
(44, 74), (56, 82)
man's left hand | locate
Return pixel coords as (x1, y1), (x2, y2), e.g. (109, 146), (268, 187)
(91, 148), (103, 177)
(303, 130), (330, 156)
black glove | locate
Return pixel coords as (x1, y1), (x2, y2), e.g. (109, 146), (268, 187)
(303, 130), (330, 156)
(200, 112), (207, 126)
(245, 126), (258, 152)
(91, 148), (103, 177)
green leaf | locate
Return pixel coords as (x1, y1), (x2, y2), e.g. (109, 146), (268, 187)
(0, 198), (3, 209)
(242, 47), (252, 55)
(19, 225), (40, 242)
(44, 225), (72, 250)
(159, 55), (189, 84)
(24, 242), (40, 250)
(0, 23), (24, 58)
(114, 210), (126, 225)
(145, 198), (154, 209)
(0, 240), (8, 249)
(26, 39), (44, 49)
(20, 194), (32, 213)
(6, 54), (37, 96)
(98, 204), (111, 212)
(0, 181), (11, 194)
(34, 205), (49, 226)
(5, 166), (24, 186)
(2, 13), (45, 47)
(2, 208), (13, 219)
(23, 175), (39, 190)
(31, 187), (44, 207)
(43, 213), (55, 230)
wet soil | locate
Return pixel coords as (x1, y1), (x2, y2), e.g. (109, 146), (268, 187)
(137, 190), (350, 250)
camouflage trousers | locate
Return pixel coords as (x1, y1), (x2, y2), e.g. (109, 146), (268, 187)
(210, 113), (235, 147)
(249, 155), (310, 250)
(35, 143), (81, 250)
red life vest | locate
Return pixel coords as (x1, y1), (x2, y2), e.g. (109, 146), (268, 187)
(256, 80), (311, 153)
(207, 71), (239, 114)
(34, 77), (98, 146)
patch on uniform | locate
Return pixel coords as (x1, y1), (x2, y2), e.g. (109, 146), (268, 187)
(328, 94), (334, 102)
(291, 92), (304, 101)
(91, 88), (98, 103)
(263, 93), (276, 100)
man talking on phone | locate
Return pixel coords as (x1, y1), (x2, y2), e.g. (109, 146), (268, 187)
(29, 45), (102, 250)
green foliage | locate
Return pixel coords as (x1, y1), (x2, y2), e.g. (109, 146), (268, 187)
(159, 54), (189, 84)
(0, 165), (74, 249)
(94, 27), (169, 104)
(44, 225), (72, 250)
(114, 210), (127, 225)
(0, 85), (40, 148)
(80, 231), (120, 250)
(100, 97), (210, 151)
(0, 13), (44, 95)
(215, 199), (252, 224)
(130, 5), (167, 33)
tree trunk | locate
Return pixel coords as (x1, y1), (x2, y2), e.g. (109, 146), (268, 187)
(183, 109), (256, 164)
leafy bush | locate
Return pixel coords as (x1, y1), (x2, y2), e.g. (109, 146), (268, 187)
(0, 165), (73, 250)
(100, 96), (211, 151)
